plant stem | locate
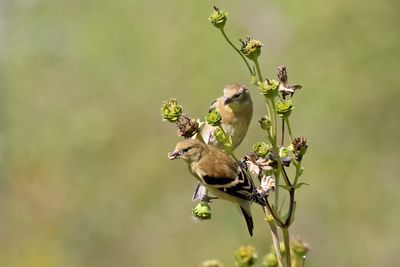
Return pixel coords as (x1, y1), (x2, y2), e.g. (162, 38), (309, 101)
(253, 58), (264, 81)
(284, 117), (293, 143)
(262, 207), (284, 267)
(282, 228), (292, 267)
(281, 118), (285, 146)
(220, 29), (254, 76)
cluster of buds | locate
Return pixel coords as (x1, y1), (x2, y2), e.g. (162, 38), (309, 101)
(258, 79), (279, 99)
(205, 110), (222, 126)
(240, 36), (262, 61)
(161, 98), (200, 139)
(209, 6), (228, 29)
(234, 245), (258, 267)
(192, 201), (212, 221)
(161, 98), (183, 122)
(258, 116), (272, 131)
(291, 237), (310, 258)
(275, 99), (294, 118)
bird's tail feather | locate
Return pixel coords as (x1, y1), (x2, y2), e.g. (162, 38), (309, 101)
(240, 205), (254, 236)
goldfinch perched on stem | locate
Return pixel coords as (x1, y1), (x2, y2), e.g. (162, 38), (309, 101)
(200, 83), (253, 149)
(168, 139), (265, 236)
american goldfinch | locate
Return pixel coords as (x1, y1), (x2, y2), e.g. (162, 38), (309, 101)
(194, 84), (253, 202)
(200, 83), (253, 149)
(168, 139), (265, 236)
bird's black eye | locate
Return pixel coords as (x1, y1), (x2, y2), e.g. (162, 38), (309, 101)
(182, 148), (190, 153)
(233, 93), (241, 98)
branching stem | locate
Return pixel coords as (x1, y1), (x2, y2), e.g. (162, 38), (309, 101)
(220, 29), (254, 76)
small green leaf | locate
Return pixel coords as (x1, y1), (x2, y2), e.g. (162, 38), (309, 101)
(294, 182), (309, 189)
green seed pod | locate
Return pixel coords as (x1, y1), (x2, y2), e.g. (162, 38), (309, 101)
(258, 79), (279, 99)
(262, 253), (277, 267)
(253, 142), (271, 158)
(275, 99), (294, 118)
(205, 110), (222, 126)
(240, 36), (262, 61)
(234, 245), (258, 267)
(161, 98), (183, 122)
(192, 201), (212, 220)
(209, 6), (228, 29)
(258, 116), (272, 131)
(291, 238), (310, 258)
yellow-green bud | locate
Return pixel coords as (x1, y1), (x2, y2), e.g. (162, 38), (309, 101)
(275, 99), (294, 118)
(240, 37), (262, 61)
(258, 79), (279, 99)
(291, 238), (309, 258)
(161, 98), (183, 122)
(192, 201), (212, 220)
(201, 259), (224, 267)
(262, 253), (277, 267)
(264, 214), (274, 223)
(209, 6), (227, 29)
(234, 245), (257, 267)
(206, 110), (222, 126)
(253, 142), (271, 158)
(258, 116), (272, 131)
(250, 75), (257, 85)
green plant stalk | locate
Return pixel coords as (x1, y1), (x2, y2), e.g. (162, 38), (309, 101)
(282, 228), (292, 267)
(217, 125), (239, 162)
(220, 28), (254, 76)
(284, 117), (293, 143)
(263, 207), (284, 267)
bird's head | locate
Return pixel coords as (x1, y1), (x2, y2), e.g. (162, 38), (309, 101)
(168, 139), (206, 162)
(222, 84), (252, 109)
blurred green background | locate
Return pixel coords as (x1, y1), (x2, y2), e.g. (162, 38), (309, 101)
(1, 0), (399, 266)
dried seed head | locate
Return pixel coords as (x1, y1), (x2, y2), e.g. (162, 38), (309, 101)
(177, 113), (199, 138)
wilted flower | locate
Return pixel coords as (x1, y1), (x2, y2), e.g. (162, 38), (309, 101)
(234, 245), (258, 267)
(240, 36), (262, 61)
(201, 259), (224, 267)
(289, 137), (308, 161)
(206, 110), (222, 126)
(275, 99), (294, 118)
(192, 201), (212, 221)
(257, 176), (275, 197)
(258, 116), (272, 131)
(262, 253), (277, 267)
(161, 98), (183, 122)
(253, 142), (271, 158)
(277, 65), (302, 98)
(177, 113), (199, 138)
(209, 6), (228, 29)
(258, 79), (279, 99)
(291, 237), (310, 258)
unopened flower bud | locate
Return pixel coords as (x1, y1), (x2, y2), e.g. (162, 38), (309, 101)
(262, 253), (277, 267)
(258, 79), (279, 99)
(201, 260), (224, 267)
(240, 36), (262, 61)
(206, 110), (222, 126)
(209, 6), (227, 29)
(235, 245), (257, 267)
(258, 116), (272, 131)
(253, 142), (271, 158)
(177, 113), (199, 138)
(192, 201), (212, 220)
(161, 98), (183, 122)
(291, 237), (310, 258)
(275, 99), (294, 118)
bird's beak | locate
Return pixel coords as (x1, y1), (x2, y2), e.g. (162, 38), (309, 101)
(223, 96), (233, 105)
(168, 150), (181, 160)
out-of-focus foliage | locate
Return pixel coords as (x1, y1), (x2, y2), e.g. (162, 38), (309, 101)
(0, 0), (399, 267)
